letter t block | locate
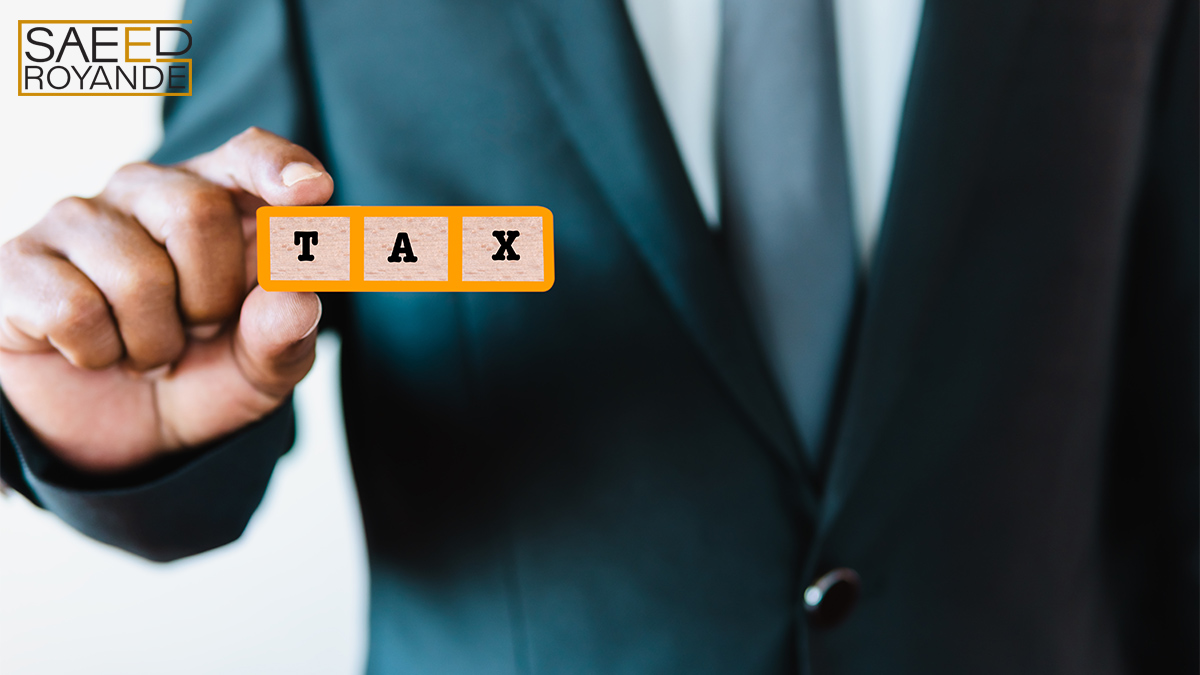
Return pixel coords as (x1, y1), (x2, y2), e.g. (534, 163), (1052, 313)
(268, 216), (350, 281)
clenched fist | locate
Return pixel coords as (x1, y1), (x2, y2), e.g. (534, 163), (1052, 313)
(0, 128), (332, 474)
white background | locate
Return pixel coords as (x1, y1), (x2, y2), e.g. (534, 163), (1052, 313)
(0, 2), (368, 673)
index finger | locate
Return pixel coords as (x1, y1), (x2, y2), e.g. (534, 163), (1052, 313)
(182, 127), (335, 207)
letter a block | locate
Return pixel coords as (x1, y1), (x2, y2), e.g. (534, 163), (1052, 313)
(258, 206), (553, 292)
(364, 217), (449, 281)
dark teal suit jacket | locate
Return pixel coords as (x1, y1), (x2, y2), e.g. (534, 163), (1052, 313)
(3, 0), (1197, 673)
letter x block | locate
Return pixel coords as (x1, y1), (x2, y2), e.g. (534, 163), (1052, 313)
(257, 206), (554, 292)
(462, 216), (544, 282)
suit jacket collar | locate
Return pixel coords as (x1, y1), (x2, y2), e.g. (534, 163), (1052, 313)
(505, 0), (1038, 524)
(505, 0), (814, 504)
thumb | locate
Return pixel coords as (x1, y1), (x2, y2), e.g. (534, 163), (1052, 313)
(233, 287), (322, 399)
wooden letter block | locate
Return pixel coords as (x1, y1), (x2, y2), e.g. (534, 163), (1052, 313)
(364, 216), (449, 281)
(269, 216), (351, 281)
(257, 206), (553, 292)
(461, 216), (545, 282)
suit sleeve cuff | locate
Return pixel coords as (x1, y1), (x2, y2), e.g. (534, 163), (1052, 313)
(1, 389), (296, 562)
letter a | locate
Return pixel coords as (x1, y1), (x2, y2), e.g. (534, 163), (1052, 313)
(387, 232), (418, 263)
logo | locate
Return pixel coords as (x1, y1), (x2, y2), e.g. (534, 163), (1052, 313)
(17, 20), (192, 96)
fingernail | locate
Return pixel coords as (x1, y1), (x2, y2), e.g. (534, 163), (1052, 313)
(187, 323), (221, 340)
(281, 162), (324, 187)
(140, 364), (172, 380)
(301, 296), (323, 340)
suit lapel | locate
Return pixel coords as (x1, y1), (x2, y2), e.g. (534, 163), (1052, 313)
(815, 0), (1038, 535)
(505, 0), (810, 490)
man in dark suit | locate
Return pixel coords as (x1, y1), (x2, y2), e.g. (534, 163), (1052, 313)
(1, 1), (1196, 673)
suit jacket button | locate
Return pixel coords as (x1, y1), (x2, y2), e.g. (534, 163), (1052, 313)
(804, 567), (861, 629)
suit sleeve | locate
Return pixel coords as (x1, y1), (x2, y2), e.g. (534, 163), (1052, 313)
(1, 392), (296, 562)
(1106, 1), (1199, 672)
(0, 0), (329, 562)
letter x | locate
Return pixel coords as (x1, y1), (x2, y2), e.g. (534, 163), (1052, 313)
(491, 230), (520, 261)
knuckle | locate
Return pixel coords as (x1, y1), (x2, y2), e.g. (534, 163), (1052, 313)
(232, 126), (269, 147)
(46, 195), (100, 224)
(0, 239), (33, 298)
(110, 161), (154, 184)
(0, 236), (34, 266)
(169, 185), (236, 230)
(55, 288), (110, 335)
(112, 254), (176, 303)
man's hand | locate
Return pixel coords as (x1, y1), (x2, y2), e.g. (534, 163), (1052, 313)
(0, 127), (332, 474)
